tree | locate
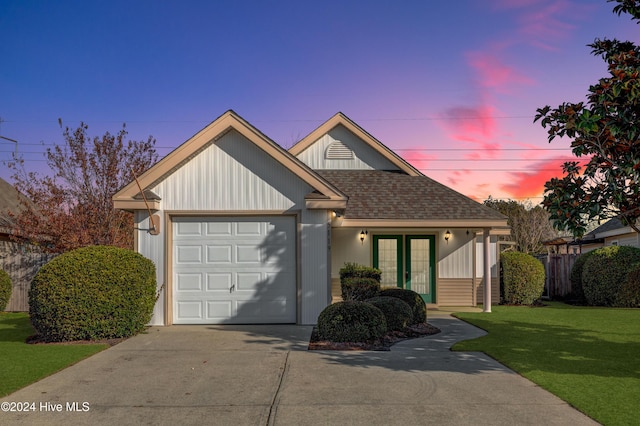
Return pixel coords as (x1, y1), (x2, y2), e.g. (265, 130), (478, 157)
(8, 122), (158, 252)
(484, 197), (559, 254)
(535, 0), (640, 237)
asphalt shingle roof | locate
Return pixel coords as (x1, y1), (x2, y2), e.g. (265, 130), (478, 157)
(317, 170), (506, 221)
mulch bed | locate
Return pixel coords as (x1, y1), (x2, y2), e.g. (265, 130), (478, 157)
(308, 322), (441, 351)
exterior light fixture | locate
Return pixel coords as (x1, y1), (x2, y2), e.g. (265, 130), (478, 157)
(444, 230), (451, 243)
(360, 230), (368, 244)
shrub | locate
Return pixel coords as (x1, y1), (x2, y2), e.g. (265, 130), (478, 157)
(29, 245), (157, 342)
(365, 296), (413, 331)
(582, 246), (640, 307)
(0, 269), (11, 311)
(317, 301), (387, 342)
(619, 262), (640, 308)
(341, 277), (380, 301)
(339, 262), (382, 283)
(569, 250), (595, 303)
(501, 251), (545, 305)
(378, 288), (427, 324)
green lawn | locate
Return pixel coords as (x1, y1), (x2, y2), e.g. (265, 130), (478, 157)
(453, 302), (640, 426)
(0, 312), (108, 397)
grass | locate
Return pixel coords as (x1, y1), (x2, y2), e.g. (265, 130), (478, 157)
(453, 302), (640, 426)
(0, 312), (108, 397)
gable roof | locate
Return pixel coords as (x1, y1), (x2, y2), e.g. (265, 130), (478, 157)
(0, 178), (29, 234)
(113, 110), (347, 211)
(318, 170), (508, 228)
(289, 112), (422, 176)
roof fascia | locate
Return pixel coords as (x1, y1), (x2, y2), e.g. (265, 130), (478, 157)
(337, 218), (509, 228)
(113, 110), (347, 205)
(289, 112), (422, 176)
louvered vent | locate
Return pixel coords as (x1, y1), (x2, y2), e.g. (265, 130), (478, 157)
(325, 141), (354, 159)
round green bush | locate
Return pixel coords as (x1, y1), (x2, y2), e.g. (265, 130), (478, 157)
(501, 251), (545, 305)
(0, 269), (11, 311)
(29, 245), (157, 342)
(341, 277), (380, 301)
(582, 246), (640, 307)
(365, 296), (413, 331)
(317, 301), (387, 343)
(569, 250), (595, 303)
(619, 262), (640, 308)
(378, 288), (427, 324)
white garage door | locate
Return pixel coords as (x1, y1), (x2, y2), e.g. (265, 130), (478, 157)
(173, 216), (296, 324)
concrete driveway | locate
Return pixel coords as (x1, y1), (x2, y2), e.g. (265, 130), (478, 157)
(1, 313), (598, 426)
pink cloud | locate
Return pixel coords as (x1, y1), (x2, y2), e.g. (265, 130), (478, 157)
(447, 169), (471, 186)
(441, 105), (496, 142)
(467, 52), (534, 93)
(402, 150), (438, 170)
(500, 157), (587, 199)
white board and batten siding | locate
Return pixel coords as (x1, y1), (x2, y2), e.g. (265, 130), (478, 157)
(136, 129), (331, 325)
(296, 125), (400, 171)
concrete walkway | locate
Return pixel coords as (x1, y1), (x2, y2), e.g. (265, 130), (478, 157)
(1, 313), (598, 425)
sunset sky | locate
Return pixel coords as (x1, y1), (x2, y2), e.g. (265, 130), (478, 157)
(1, 0), (638, 202)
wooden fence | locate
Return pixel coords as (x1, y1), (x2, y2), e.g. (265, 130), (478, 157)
(537, 253), (578, 299)
(1, 241), (56, 312)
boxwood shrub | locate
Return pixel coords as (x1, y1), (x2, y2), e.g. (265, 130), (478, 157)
(501, 251), (545, 305)
(339, 262), (382, 283)
(317, 301), (387, 343)
(378, 288), (427, 324)
(29, 245), (157, 342)
(365, 296), (413, 331)
(341, 277), (380, 301)
(0, 269), (11, 311)
(582, 246), (640, 307)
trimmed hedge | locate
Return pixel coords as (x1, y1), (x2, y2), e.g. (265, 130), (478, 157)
(501, 251), (545, 305)
(582, 246), (640, 307)
(619, 263), (640, 308)
(365, 296), (413, 331)
(0, 269), (11, 311)
(339, 262), (382, 283)
(29, 245), (157, 342)
(317, 301), (387, 343)
(569, 250), (595, 303)
(378, 288), (427, 324)
(341, 277), (380, 301)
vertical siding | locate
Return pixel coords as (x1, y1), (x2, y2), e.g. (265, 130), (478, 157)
(438, 239), (474, 278)
(136, 211), (166, 325)
(606, 232), (640, 248)
(300, 209), (331, 324)
(296, 125), (400, 170)
(155, 130), (312, 211)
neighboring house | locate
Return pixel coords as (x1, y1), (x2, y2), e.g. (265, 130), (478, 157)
(113, 111), (509, 326)
(580, 218), (640, 252)
(0, 177), (54, 311)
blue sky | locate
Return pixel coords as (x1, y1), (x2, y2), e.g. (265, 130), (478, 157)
(1, 0), (638, 201)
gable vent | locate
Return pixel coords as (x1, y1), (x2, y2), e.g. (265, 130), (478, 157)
(325, 141), (354, 160)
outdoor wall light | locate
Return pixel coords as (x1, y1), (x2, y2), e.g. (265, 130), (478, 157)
(360, 230), (368, 244)
(444, 230), (451, 243)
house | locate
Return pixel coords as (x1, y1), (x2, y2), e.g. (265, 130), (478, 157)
(113, 111), (509, 325)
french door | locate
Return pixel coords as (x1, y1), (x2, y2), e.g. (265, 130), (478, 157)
(373, 235), (435, 303)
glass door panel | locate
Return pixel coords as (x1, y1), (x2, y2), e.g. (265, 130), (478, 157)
(373, 236), (402, 288)
(406, 235), (435, 303)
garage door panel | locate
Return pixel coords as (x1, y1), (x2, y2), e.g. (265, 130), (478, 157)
(206, 273), (232, 291)
(206, 300), (233, 320)
(205, 222), (232, 235)
(176, 221), (202, 236)
(176, 273), (202, 291)
(236, 221), (262, 235)
(176, 245), (202, 263)
(173, 216), (296, 324)
(176, 301), (203, 320)
(207, 245), (232, 263)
